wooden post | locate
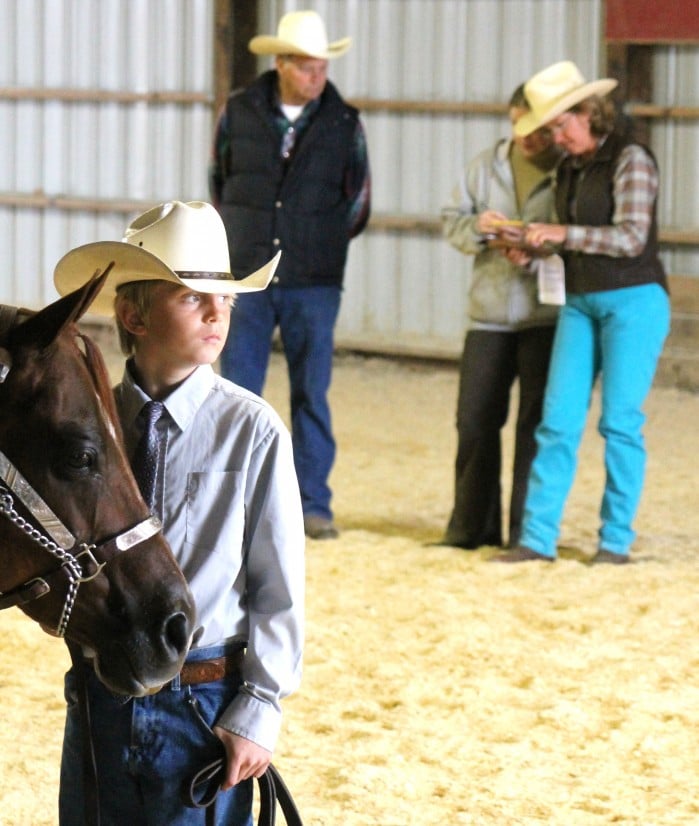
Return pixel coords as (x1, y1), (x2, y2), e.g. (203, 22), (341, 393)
(605, 43), (653, 145)
(231, 1), (259, 90)
(212, 1), (258, 115)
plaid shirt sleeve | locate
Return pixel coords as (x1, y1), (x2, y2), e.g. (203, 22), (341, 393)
(346, 118), (371, 238)
(564, 144), (658, 258)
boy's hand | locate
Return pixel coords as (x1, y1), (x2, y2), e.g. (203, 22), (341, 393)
(213, 726), (272, 789)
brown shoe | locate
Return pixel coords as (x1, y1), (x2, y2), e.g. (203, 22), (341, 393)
(304, 515), (339, 540)
(588, 549), (630, 565)
(427, 538), (480, 550)
(491, 545), (554, 563)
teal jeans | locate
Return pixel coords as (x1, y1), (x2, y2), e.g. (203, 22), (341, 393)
(520, 283), (670, 558)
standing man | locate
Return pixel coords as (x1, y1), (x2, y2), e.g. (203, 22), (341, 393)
(210, 10), (371, 540)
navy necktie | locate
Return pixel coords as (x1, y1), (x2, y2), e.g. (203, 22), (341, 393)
(132, 400), (165, 512)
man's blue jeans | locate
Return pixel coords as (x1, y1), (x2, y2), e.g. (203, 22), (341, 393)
(221, 285), (342, 521)
(520, 283), (670, 558)
(59, 644), (253, 826)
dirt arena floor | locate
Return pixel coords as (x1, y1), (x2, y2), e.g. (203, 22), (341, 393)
(2, 348), (699, 825)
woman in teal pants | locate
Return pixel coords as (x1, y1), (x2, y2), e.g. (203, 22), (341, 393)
(496, 61), (670, 564)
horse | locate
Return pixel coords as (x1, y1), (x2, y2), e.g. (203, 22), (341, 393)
(0, 267), (196, 696)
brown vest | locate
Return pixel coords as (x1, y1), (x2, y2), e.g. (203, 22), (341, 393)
(556, 131), (668, 294)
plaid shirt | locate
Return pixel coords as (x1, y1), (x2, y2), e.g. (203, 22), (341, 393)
(564, 144), (658, 258)
(210, 83), (371, 239)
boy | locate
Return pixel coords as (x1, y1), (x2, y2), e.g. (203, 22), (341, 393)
(54, 200), (304, 825)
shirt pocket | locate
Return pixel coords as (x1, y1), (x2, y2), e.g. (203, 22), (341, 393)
(185, 470), (245, 555)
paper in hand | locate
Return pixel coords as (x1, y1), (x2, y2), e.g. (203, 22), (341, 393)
(536, 254), (566, 305)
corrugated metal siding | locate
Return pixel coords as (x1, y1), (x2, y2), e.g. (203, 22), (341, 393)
(652, 45), (699, 277)
(261, 0), (609, 353)
(0, 0), (214, 309)
(1, 0), (698, 360)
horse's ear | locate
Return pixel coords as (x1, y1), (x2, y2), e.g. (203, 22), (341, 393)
(10, 265), (113, 351)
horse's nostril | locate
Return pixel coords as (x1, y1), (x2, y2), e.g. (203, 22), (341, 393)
(164, 611), (191, 655)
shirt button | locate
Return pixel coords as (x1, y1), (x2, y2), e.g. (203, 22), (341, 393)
(275, 201), (282, 208)
(273, 275), (280, 283)
(273, 238), (280, 246)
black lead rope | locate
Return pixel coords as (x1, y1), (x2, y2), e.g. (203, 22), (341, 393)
(64, 647), (301, 826)
(67, 642), (101, 826)
(184, 757), (303, 826)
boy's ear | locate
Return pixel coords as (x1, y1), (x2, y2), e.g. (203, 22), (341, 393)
(116, 301), (147, 336)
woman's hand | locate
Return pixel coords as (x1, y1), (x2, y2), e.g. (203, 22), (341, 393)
(524, 223), (567, 248)
(476, 209), (509, 235)
(504, 247), (532, 266)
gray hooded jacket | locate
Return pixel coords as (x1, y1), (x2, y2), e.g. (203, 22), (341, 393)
(442, 137), (559, 330)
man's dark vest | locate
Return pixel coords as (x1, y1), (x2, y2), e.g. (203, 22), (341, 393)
(218, 71), (359, 288)
(556, 130), (668, 294)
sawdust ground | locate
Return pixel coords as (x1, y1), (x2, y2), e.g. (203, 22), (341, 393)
(2, 350), (699, 825)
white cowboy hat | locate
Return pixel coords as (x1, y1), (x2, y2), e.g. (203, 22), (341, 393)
(54, 200), (280, 317)
(249, 10), (351, 59)
(515, 61), (618, 137)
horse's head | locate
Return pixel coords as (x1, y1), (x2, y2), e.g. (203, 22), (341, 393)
(0, 269), (196, 696)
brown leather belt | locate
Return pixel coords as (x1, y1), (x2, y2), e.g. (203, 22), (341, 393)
(178, 648), (245, 686)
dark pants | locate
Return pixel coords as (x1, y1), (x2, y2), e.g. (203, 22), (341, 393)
(444, 326), (555, 549)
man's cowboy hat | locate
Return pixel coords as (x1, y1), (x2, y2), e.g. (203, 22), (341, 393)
(54, 200), (280, 317)
(515, 61), (618, 137)
(249, 10), (351, 59)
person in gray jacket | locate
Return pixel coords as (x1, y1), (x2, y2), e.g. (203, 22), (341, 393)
(438, 84), (560, 550)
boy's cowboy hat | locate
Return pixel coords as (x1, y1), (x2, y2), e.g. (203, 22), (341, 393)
(515, 61), (618, 137)
(54, 200), (280, 317)
(249, 10), (351, 59)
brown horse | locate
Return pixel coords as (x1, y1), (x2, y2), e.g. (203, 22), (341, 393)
(0, 267), (196, 696)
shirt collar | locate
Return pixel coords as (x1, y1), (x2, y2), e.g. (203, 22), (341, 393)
(121, 361), (216, 433)
(272, 80), (322, 124)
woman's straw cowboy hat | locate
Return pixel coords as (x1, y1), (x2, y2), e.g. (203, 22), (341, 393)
(249, 10), (351, 59)
(54, 200), (280, 317)
(515, 61), (618, 137)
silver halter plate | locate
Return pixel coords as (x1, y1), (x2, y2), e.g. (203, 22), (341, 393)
(0, 448), (162, 636)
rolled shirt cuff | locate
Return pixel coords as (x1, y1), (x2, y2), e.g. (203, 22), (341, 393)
(217, 689), (282, 753)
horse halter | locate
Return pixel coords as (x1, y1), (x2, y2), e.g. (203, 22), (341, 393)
(0, 448), (162, 636)
(0, 300), (166, 635)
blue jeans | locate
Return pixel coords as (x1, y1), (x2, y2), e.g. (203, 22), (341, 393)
(520, 283), (670, 558)
(221, 285), (342, 520)
(59, 644), (252, 826)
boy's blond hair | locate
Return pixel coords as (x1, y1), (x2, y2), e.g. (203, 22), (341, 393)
(114, 281), (157, 356)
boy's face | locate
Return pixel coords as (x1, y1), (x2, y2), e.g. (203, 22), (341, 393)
(135, 283), (232, 370)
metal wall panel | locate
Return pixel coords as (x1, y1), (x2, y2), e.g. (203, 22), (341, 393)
(651, 45), (699, 277)
(259, 0), (610, 353)
(2, 0), (698, 360)
(0, 0), (214, 309)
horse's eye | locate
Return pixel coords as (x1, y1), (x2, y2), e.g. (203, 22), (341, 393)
(68, 449), (95, 471)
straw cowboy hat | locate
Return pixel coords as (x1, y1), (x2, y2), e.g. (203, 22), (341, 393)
(515, 60), (618, 137)
(54, 201), (280, 317)
(249, 10), (351, 59)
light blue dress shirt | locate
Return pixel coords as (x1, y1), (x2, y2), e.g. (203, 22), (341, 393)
(115, 362), (305, 751)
